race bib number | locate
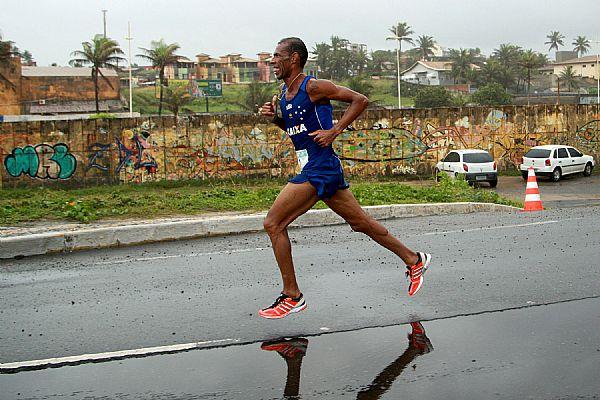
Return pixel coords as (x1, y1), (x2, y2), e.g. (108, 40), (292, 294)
(296, 149), (309, 171)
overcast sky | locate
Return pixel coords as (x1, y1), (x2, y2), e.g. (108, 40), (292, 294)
(1, 0), (599, 66)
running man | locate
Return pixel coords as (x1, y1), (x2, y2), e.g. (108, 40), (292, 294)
(257, 37), (431, 319)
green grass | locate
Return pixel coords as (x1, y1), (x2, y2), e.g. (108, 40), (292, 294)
(0, 177), (520, 224)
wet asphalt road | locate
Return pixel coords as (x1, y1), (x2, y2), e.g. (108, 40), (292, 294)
(3, 297), (599, 399)
(1, 205), (599, 398)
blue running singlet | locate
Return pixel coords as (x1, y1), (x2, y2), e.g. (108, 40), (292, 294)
(279, 75), (349, 199)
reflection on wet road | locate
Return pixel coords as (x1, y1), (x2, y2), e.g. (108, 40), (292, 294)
(2, 297), (599, 399)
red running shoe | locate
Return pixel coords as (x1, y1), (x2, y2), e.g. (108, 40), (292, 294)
(258, 293), (307, 319)
(406, 252), (432, 296)
(261, 338), (309, 359)
(408, 322), (433, 354)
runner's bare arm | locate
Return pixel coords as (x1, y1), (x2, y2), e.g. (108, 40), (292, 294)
(306, 79), (368, 147)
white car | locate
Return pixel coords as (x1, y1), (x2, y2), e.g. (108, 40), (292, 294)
(520, 145), (595, 182)
(435, 149), (498, 187)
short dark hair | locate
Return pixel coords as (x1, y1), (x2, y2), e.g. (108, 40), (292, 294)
(278, 37), (308, 67)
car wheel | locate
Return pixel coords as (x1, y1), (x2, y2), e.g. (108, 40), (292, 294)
(583, 163), (593, 177)
(552, 168), (562, 182)
(489, 179), (498, 188)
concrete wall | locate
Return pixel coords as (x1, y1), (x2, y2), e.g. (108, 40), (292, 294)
(1, 105), (599, 188)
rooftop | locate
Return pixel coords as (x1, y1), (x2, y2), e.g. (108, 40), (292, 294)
(22, 66), (118, 77)
(553, 55), (599, 65)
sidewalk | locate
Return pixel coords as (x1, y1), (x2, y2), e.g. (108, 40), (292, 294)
(0, 202), (518, 259)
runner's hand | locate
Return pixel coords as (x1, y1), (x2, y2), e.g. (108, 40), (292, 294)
(258, 95), (278, 118)
(309, 129), (338, 147)
(258, 101), (275, 117)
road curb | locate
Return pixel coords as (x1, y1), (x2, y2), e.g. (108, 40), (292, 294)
(0, 202), (518, 259)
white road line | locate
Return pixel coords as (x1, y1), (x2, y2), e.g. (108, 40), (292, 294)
(93, 247), (269, 266)
(419, 219), (582, 236)
(0, 338), (238, 371)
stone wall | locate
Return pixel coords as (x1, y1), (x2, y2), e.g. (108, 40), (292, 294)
(21, 74), (120, 108)
(1, 105), (599, 188)
(0, 58), (22, 116)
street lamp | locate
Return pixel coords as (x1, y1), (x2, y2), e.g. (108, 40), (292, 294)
(387, 35), (409, 109)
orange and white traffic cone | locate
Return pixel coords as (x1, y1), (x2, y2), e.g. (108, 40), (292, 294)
(523, 167), (544, 211)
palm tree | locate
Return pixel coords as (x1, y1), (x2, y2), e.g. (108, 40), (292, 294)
(416, 35), (436, 61)
(545, 31), (565, 52)
(21, 50), (33, 65)
(329, 35), (351, 80)
(448, 48), (474, 84)
(572, 36), (591, 57)
(351, 47), (369, 76)
(162, 85), (194, 118)
(138, 39), (180, 115)
(493, 43), (522, 67)
(559, 66), (579, 91)
(312, 42), (332, 79)
(388, 22), (414, 69)
(70, 35), (125, 112)
(519, 49), (547, 104)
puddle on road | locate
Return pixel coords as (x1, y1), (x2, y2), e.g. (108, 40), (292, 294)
(2, 297), (600, 399)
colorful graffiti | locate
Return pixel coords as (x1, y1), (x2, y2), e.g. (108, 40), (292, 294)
(87, 123), (159, 178)
(4, 143), (76, 179)
(1, 105), (599, 187)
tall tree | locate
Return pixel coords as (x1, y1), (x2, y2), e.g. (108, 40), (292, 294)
(416, 35), (436, 61)
(448, 48), (474, 84)
(545, 31), (565, 52)
(328, 35), (352, 80)
(312, 42), (332, 79)
(70, 35), (125, 112)
(559, 66), (579, 91)
(519, 49), (547, 103)
(493, 43), (522, 67)
(138, 39), (180, 115)
(572, 36), (590, 57)
(491, 43), (523, 90)
(351, 47), (369, 76)
(21, 50), (33, 65)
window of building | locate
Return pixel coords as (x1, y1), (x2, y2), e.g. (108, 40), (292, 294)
(583, 65), (586, 68)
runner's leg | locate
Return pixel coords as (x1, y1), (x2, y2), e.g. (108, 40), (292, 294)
(263, 182), (319, 298)
(322, 189), (418, 266)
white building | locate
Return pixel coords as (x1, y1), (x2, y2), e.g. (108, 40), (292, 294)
(552, 55), (600, 79)
(401, 61), (455, 86)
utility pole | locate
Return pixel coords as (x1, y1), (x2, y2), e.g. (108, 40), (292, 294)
(102, 9), (107, 38)
(126, 21), (133, 117)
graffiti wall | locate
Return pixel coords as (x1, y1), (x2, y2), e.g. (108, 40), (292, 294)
(1, 105), (599, 188)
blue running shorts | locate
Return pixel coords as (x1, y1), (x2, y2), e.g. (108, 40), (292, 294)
(289, 170), (350, 199)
